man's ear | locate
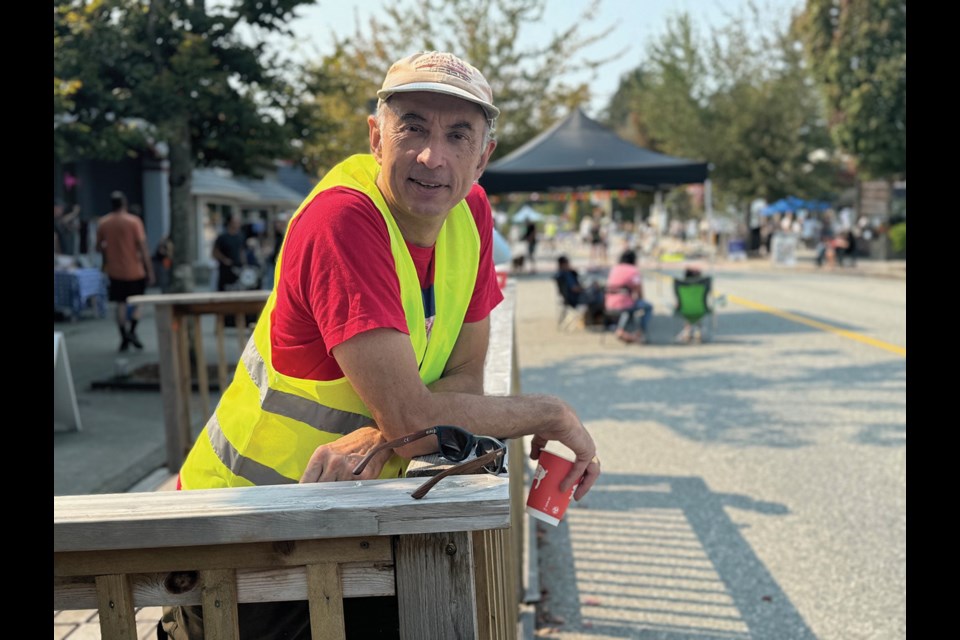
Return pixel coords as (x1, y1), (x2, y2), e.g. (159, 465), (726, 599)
(474, 139), (498, 181)
(368, 115), (383, 162)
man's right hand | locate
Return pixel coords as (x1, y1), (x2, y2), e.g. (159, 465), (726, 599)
(300, 426), (393, 483)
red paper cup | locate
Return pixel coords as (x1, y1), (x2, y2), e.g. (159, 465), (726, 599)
(526, 450), (579, 526)
(496, 269), (508, 289)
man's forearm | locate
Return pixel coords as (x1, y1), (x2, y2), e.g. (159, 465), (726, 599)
(428, 369), (484, 396)
(385, 388), (584, 461)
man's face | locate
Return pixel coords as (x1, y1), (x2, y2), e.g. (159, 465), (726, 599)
(369, 92), (496, 239)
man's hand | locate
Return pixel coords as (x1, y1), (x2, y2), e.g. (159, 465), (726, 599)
(300, 426), (393, 483)
(529, 399), (600, 501)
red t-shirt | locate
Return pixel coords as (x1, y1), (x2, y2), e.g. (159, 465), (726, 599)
(270, 183), (503, 381)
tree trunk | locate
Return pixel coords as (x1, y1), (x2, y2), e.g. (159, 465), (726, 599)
(168, 119), (195, 292)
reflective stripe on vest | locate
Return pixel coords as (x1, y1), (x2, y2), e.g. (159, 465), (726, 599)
(241, 337), (371, 434)
(178, 154), (480, 489)
(206, 412), (296, 486)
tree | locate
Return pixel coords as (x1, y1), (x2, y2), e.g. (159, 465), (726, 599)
(297, 0), (621, 172)
(54, 0), (315, 291)
(603, 5), (842, 217)
(797, 0), (906, 180)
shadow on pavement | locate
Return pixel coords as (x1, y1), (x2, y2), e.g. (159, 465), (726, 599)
(537, 473), (817, 639)
(522, 342), (905, 450)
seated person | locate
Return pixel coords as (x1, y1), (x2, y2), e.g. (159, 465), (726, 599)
(604, 249), (653, 344)
(555, 255), (586, 329)
(555, 255), (584, 307)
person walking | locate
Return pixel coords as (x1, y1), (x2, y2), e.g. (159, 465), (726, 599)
(522, 221), (538, 273)
(96, 191), (155, 352)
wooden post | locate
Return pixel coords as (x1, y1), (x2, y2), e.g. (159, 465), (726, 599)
(216, 314), (228, 395)
(307, 563), (346, 640)
(154, 303), (188, 472)
(396, 531), (478, 639)
(193, 314), (211, 420)
(177, 314), (193, 462)
(235, 314), (246, 354)
(200, 568), (240, 640)
(95, 574), (137, 639)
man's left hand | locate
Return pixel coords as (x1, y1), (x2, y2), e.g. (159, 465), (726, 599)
(300, 426), (391, 483)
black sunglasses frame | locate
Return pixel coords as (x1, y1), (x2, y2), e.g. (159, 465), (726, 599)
(351, 425), (506, 477)
(411, 447), (507, 499)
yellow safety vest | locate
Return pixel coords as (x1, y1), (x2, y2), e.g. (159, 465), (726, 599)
(180, 155), (480, 489)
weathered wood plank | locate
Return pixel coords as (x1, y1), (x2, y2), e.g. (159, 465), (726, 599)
(483, 282), (515, 398)
(95, 574), (138, 639)
(55, 563), (395, 610)
(129, 291), (270, 307)
(55, 537), (391, 577)
(178, 300), (266, 316)
(396, 531), (477, 640)
(154, 304), (186, 472)
(215, 314), (228, 394)
(200, 569), (240, 640)
(307, 563), (346, 640)
(55, 476), (510, 552)
(193, 314), (211, 419)
(176, 315), (193, 461)
(473, 529), (495, 640)
(234, 314), (246, 352)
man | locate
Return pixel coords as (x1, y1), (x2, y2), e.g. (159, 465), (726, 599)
(96, 191), (154, 352)
(212, 213), (246, 291)
(161, 51), (600, 639)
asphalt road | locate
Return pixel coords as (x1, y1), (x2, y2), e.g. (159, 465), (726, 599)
(518, 264), (906, 640)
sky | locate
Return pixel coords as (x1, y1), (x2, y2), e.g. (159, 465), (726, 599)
(282, 0), (803, 115)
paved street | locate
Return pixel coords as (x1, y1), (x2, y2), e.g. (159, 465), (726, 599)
(53, 248), (905, 639)
(518, 256), (905, 639)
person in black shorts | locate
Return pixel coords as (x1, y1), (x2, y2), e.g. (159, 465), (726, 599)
(96, 191), (154, 352)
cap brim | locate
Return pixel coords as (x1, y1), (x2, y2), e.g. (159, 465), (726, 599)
(378, 82), (500, 120)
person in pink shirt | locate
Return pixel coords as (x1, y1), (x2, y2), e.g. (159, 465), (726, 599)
(604, 249), (653, 344)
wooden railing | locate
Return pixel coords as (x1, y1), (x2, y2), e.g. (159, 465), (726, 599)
(62, 283), (530, 638)
(127, 290), (270, 472)
(54, 475), (513, 639)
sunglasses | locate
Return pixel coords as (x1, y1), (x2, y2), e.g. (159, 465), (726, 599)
(410, 447), (506, 500)
(352, 424), (507, 479)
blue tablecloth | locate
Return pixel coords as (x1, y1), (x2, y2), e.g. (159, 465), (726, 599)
(54, 269), (107, 318)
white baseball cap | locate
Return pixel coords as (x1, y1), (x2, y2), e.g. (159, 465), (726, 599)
(377, 51), (500, 121)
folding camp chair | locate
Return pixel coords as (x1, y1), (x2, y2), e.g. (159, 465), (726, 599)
(673, 275), (714, 343)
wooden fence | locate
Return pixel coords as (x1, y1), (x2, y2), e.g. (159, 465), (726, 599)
(57, 283), (529, 638)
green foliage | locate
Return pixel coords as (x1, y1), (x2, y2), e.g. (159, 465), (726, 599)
(798, 0), (906, 180)
(297, 0), (621, 171)
(54, 0), (316, 291)
(603, 4), (842, 215)
(887, 221), (905, 255)
(53, 0), (311, 175)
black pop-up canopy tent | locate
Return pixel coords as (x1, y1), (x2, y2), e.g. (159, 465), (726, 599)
(479, 109), (709, 195)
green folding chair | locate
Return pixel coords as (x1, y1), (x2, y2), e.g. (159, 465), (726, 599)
(673, 275), (714, 343)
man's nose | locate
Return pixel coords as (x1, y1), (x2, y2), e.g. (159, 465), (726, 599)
(416, 137), (447, 169)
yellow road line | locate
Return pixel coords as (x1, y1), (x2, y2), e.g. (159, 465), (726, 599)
(727, 294), (906, 357)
